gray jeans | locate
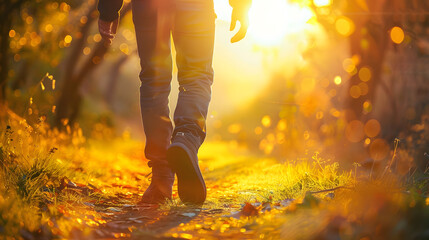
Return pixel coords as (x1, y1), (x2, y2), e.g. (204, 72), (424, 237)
(132, 0), (215, 163)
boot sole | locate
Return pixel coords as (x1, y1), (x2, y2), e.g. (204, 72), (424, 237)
(167, 143), (206, 205)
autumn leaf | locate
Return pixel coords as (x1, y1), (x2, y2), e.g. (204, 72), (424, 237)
(240, 202), (260, 217)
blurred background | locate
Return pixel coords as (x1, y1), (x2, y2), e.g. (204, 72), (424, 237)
(1, 0), (429, 172)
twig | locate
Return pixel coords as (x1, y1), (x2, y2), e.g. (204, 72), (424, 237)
(308, 186), (353, 194)
(383, 138), (400, 177)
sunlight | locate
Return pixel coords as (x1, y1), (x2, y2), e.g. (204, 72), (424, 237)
(248, 0), (314, 46)
(214, 0), (314, 47)
(313, 0), (332, 7)
(210, 1), (321, 113)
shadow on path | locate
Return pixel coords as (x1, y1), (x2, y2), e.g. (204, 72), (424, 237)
(93, 200), (202, 239)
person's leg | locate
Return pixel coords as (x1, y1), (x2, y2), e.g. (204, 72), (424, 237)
(167, 0), (216, 204)
(132, 0), (174, 203)
(172, 0), (215, 146)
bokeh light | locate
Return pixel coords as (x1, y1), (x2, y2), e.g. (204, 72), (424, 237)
(359, 67), (372, 82)
(390, 26), (404, 44)
(64, 35), (72, 44)
(350, 85), (361, 99)
(228, 124), (241, 134)
(334, 76), (342, 85)
(343, 58), (356, 73)
(254, 127), (263, 135)
(363, 101), (372, 114)
(261, 115), (272, 127)
(345, 120), (364, 142)
(335, 16), (355, 37)
(9, 30), (16, 38)
(45, 24), (54, 32)
(277, 119), (287, 131)
(364, 119), (381, 138)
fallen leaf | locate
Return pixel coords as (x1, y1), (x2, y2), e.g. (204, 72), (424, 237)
(240, 202), (259, 217)
(229, 202), (260, 218)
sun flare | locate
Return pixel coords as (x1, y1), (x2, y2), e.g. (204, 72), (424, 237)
(248, 0), (314, 46)
(214, 0), (315, 46)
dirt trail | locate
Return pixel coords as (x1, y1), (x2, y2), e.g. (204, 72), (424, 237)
(53, 141), (348, 239)
(89, 142), (262, 239)
(92, 200), (240, 239)
(64, 141), (279, 239)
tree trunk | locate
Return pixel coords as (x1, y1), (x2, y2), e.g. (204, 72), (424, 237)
(0, 16), (12, 103)
(54, 3), (99, 127)
(0, 0), (26, 104)
(55, 40), (109, 127)
(54, 3), (131, 128)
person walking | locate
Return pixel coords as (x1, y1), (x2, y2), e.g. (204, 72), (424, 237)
(97, 0), (252, 205)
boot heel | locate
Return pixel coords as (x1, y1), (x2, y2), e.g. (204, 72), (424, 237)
(167, 143), (206, 205)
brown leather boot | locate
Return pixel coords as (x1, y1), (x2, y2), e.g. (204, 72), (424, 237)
(140, 161), (175, 204)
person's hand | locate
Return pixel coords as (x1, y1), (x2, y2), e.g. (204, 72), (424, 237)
(98, 18), (119, 45)
(230, 7), (249, 43)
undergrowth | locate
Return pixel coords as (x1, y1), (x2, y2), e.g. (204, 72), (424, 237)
(0, 111), (98, 238)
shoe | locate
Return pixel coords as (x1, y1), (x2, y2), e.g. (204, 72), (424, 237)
(167, 132), (206, 205)
(140, 161), (175, 204)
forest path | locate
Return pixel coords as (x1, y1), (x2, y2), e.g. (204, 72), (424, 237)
(57, 140), (346, 239)
(84, 142), (280, 239)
